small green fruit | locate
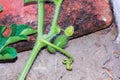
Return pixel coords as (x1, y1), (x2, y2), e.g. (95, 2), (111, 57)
(54, 35), (68, 48)
(47, 46), (56, 53)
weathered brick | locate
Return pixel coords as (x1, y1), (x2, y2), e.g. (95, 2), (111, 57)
(0, 0), (113, 51)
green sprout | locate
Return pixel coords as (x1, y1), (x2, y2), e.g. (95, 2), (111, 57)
(64, 26), (74, 37)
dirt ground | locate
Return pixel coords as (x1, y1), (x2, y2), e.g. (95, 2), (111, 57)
(0, 23), (120, 80)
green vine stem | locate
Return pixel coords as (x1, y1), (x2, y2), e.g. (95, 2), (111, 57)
(50, 0), (62, 32)
(18, 43), (44, 80)
(46, 0), (63, 40)
(18, 1), (44, 80)
(37, 0), (44, 38)
(41, 39), (74, 70)
(41, 39), (74, 60)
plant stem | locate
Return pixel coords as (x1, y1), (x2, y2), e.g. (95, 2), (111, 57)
(41, 39), (74, 70)
(18, 43), (43, 80)
(18, 1), (44, 80)
(51, 3), (60, 29)
(41, 39), (74, 60)
(48, 0), (62, 38)
(38, 0), (44, 38)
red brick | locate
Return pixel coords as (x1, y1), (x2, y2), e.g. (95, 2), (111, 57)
(0, 0), (113, 51)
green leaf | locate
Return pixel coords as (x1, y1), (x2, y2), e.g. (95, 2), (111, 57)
(10, 24), (37, 36)
(20, 28), (37, 36)
(0, 47), (17, 60)
(64, 26), (74, 37)
(6, 35), (27, 45)
(0, 26), (6, 33)
(0, 26), (7, 41)
(0, 24), (36, 52)
(0, 37), (7, 49)
(0, 5), (2, 12)
(10, 24), (17, 36)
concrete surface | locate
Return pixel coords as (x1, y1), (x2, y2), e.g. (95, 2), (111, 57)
(0, 24), (120, 80)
